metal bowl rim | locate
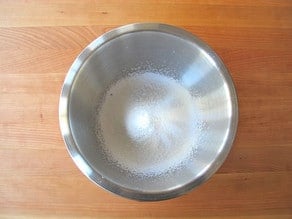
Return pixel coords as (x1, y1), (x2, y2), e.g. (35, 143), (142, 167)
(59, 23), (238, 201)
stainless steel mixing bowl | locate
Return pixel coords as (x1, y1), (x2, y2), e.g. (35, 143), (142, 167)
(59, 23), (238, 201)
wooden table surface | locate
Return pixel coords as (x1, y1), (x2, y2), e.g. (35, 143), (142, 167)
(0, 0), (291, 218)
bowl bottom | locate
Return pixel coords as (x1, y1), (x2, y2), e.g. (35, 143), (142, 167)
(96, 72), (203, 176)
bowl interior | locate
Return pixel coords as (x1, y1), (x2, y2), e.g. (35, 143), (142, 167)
(67, 28), (236, 196)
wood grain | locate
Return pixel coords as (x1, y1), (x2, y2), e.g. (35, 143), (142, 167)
(0, 0), (291, 218)
(0, 0), (291, 28)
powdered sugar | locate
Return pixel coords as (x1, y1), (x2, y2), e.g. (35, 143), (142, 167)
(96, 72), (202, 176)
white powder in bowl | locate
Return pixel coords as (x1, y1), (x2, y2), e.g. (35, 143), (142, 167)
(96, 72), (200, 176)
